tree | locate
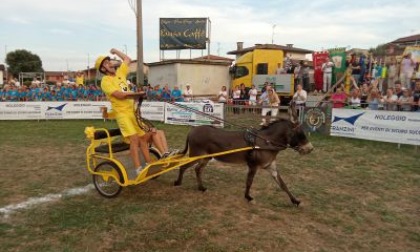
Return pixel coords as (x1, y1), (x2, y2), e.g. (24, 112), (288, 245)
(368, 44), (388, 57)
(5, 49), (43, 77)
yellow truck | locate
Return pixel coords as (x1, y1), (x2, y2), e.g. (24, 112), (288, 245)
(231, 48), (295, 99)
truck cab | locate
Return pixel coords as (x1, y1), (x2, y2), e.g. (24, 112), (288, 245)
(231, 48), (294, 102)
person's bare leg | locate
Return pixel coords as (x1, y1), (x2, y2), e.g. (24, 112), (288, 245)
(128, 134), (141, 168)
(139, 134), (152, 163)
(157, 130), (168, 152)
(151, 132), (166, 154)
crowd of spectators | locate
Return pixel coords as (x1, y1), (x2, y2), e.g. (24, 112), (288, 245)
(329, 78), (420, 112)
(1, 78), (105, 102)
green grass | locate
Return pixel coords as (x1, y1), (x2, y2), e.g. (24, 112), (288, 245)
(0, 117), (419, 252)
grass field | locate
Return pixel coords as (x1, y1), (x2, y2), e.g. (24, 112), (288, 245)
(0, 116), (419, 252)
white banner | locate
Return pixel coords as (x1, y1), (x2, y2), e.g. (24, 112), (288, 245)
(331, 109), (420, 145)
(139, 101), (165, 122)
(0, 101), (165, 121)
(165, 102), (224, 127)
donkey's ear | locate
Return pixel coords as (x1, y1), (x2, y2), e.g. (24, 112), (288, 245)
(288, 101), (298, 124)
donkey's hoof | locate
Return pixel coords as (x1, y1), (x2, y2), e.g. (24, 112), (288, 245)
(245, 195), (254, 202)
(173, 180), (181, 186)
(292, 198), (301, 207)
(198, 186), (207, 192)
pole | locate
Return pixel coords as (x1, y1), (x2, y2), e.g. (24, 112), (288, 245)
(136, 0), (144, 87)
(4, 45), (8, 83)
(207, 18), (211, 60)
(87, 53), (90, 84)
(272, 24), (276, 44)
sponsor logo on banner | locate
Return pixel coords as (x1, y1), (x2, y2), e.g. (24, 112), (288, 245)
(47, 103), (67, 111)
(331, 109), (420, 145)
(165, 102), (224, 127)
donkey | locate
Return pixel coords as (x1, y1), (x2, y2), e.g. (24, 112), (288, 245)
(174, 103), (313, 206)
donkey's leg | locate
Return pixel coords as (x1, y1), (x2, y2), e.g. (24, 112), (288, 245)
(267, 161), (300, 206)
(194, 158), (210, 192)
(174, 161), (197, 186)
(244, 165), (258, 201)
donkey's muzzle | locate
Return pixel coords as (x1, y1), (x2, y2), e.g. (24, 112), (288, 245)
(298, 142), (314, 155)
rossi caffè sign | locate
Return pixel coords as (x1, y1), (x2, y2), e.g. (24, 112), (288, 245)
(160, 18), (207, 50)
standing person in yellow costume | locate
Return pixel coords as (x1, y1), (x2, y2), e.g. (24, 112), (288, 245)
(96, 48), (167, 174)
(75, 71), (85, 86)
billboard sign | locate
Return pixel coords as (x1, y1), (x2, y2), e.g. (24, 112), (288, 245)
(160, 18), (207, 50)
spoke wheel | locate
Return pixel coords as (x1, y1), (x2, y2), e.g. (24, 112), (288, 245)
(93, 161), (124, 198)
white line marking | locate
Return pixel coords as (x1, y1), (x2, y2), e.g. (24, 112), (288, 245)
(0, 184), (94, 218)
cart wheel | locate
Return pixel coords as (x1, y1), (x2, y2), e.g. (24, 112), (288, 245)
(93, 161), (124, 198)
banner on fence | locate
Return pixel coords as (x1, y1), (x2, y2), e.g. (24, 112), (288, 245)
(302, 106), (332, 135)
(0, 101), (165, 122)
(165, 102), (224, 127)
(331, 109), (420, 145)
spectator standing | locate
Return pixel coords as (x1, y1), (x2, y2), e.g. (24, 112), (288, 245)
(367, 88), (381, 110)
(382, 88), (398, 111)
(387, 61), (397, 88)
(322, 58), (334, 93)
(302, 62), (310, 92)
(412, 80), (420, 111)
(351, 55), (361, 85)
(217, 86), (228, 104)
(398, 88), (413, 111)
(275, 63), (286, 75)
(183, 84), (193, 102)
(248, 85), (258, 106)
(293, 84), (307, 115)
(394, 81), (403, 99)
(76, 72), (84, 86)
(348, 89), (361, 109)
(231, 85), (241, 114)
(400, 53), (416, 89)
(258, 84), (280, 125)
(239, 83), (249, 112)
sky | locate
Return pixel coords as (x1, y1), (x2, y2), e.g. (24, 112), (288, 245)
(1, 0), (419, 71)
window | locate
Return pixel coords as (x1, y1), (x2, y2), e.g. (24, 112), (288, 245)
(234, 66), (249, 79)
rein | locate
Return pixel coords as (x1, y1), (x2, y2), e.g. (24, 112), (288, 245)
(166, 101), (301, 152)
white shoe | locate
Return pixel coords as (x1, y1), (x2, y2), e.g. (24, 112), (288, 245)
(161, 149), (179, 158)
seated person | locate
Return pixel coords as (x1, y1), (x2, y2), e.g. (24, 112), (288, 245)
(171, 85), (184, 102)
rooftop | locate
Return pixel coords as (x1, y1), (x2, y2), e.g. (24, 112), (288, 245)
(390, 34), (420, 44)
(227, 43), (313, 55)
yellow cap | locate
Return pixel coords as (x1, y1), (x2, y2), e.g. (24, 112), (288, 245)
(95, 56), (110, 73)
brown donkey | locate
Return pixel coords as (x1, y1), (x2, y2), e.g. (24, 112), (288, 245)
(174, 103), (313, 206)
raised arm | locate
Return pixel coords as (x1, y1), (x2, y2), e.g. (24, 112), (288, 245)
(110, 48), (131, 65)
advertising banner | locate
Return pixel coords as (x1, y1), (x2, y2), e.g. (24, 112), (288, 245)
(0, 101), (165, 121)
(165, 102), (224, 127)
(312, 51), (330, 91)
(331, 109), (420, 145)
(160, 18), (207, 50)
